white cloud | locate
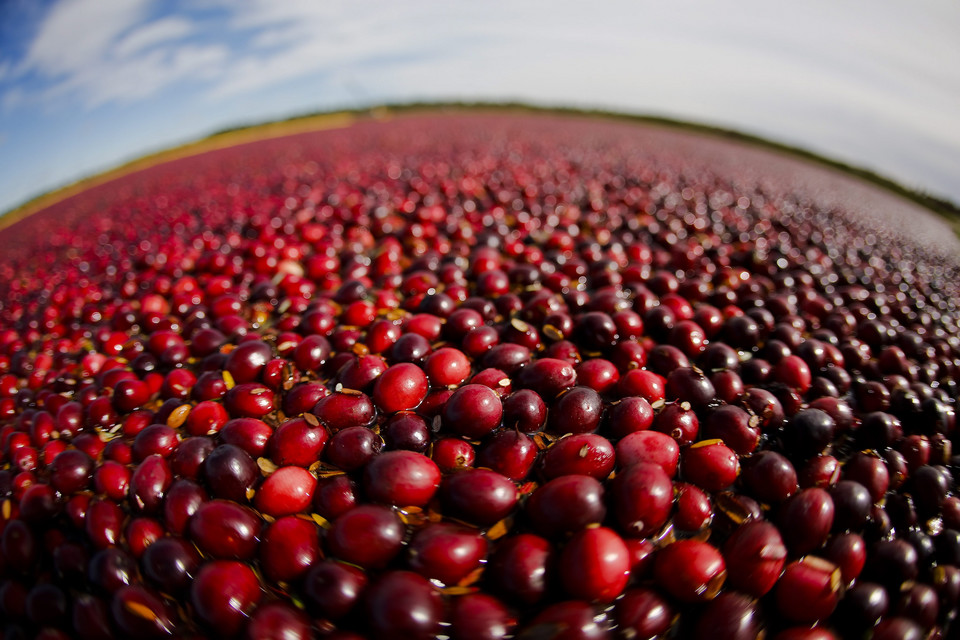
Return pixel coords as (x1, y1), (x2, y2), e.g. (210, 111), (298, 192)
(114, 16), (195, 57)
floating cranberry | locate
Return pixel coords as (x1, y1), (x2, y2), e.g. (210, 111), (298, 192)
(682, 439), (739, 491)
(609, 462), (673, 538)
(407, 522), (487, 585)
(775, 557), (841, 623)
(327, 504), (404, 569)
(486, 533), (552, 606)
(540, 433), (615, 480)
(442, 384), (503, 438)
(373, 363), (429, 413)
(778, 487), (834, 554)
(364, 570), (443, 640)
(654, 539), (726, 602)
(255, 466), (316, 516)
(559, 526), (630, 602)
(188, 499), (260, 559)
(191, 560), (261, 636)
(304, 560), (368, 620)
(441, 467), (517, 526)
(364, 450), (440, 507)
(448, 593), (517, 640)
(722, 520), (787, 597)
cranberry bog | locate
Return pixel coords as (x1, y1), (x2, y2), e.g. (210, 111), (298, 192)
(1, 110), (960, 639)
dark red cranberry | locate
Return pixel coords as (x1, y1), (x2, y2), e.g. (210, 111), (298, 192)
(502, 389), (548, 433)
(526, 475), (606, 538)
(486, 533), (552, 606)
(441, 468), (518, 526)
(191, 560), (261, 636)
(304, 560), (368, 620)
(442, 384), (503, 438)
(142, 536), (201, 594)
(693, 591), (763, 640)
(520, 601), (609, 640)
(653, 402), (699, 445)
(326, 426), (383, 471)
(654, 539), (725, 602)
(798, 454), (841, 489)
(313, 391), (376, 432)
(188, 499), (260, 559)
(834, 581), (889, 636)
(448, 593), (517, 640)
(614, 588), (674, 639)
(407, 522), (487, 585)
(723, 520), (787, 596)
(828, 480), (872, 532)
(823, 532), (866, 584)
(778, 488), (835, 555)
(741, 451), (798, 503)
(540, 433), (615, 480)
(327, 504), (404, 569)
(364, 450), (441, 507)
(703, 405), (760, 454)
(609, 462), (673, 538)
(245, 601), (311, 640)
(476, 430), (537, 481)
(203, 443), (258, 502)
(364, 571), (443, 640)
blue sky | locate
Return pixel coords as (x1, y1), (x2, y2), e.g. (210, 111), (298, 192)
(1, 0), (959, 215)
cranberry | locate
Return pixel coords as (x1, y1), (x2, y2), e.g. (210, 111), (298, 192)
(442, 384), (503, 438)
(486, 533), (552, 605)
(448, 593), (517, 640)
(259, 515), (321, 583)
(407, 522), (487, 585)
(188, 499), (260, 559)
(616, 430), (679, 476)
(775, 557), (841, 623)
(364, 571), (443, 640)
(363, 450), (440, 507)
(373, 363), (428, 413)
(521, 601), (610, 640)
(441, 467), (517, 526)
(525, 474), (606, 537)
(142, 537), (201, 594)
(653, 539), (726, 602)
(328, 504), (404, 569)
(255, 466), (316, 516)
(304, 560), (368, 620)
(540, 432), (615, 480)
(722, 520), (788, 596)
(681, 439), (739, 491)
(191, 560), (261, 636)
(615, 588), (675, 638)
(609, 462), (673, 537)
(778, 488), (835, 555)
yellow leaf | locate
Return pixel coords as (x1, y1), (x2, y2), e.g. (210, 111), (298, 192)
(166, 404), (191, 429)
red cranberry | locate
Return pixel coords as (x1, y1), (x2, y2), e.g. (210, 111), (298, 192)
(540, 433), (615, 480)
(525, 474), (606, 537)
(191, 560), (261, 636)
(448, 593), (517, 640)
(364, 571), (443, 640)
(722, 520), (787, 596)
(609, 462), (673, 538)
(775, 556), (841, 623)
(441, 468), (518, 526)
(326, 425), (383, 471)
(442, 384), (503, 438)
(616, 430), (679, 477)
(486, 533), (552, 606)
(372, 363), (428, 413)
(653, 539), (726, 602)
(778, 488), (835, 555)
(260, 515), (321, 583)
(327, 504), (404, 569)
(304, 559), (368, 620)
(476, 429), (537, 481)
(363, 450), (440, 507)
(188, 499), (260, 559)
(255, 466), (316, 516)
(407, 522), (487, 585)
(614, 588), (675, 638)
